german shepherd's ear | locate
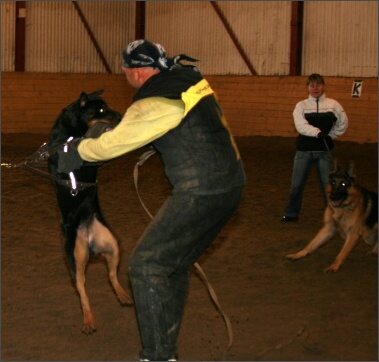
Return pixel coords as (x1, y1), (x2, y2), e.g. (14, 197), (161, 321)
(89, 89), (104, 97)
(346, 160), (356, 180)
(79, 92), (89, 107)
(79, 90), (104, 107)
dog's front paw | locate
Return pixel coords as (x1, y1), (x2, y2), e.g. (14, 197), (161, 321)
(286, 251), (306, 260)
(118, 290), (134, 306)
(324, 264), (340, 273)
(81, 321), (96, 335)
(114, 284), (134, 305)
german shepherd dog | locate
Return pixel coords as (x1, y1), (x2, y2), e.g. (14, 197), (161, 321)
(286, 160), (378, 272)
(47, 90), (132, 334)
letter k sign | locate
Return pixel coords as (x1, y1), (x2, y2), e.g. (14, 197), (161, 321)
(351, 80), (363, 98)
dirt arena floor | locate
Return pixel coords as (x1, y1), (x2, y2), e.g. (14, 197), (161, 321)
(1, 133), (377, 361)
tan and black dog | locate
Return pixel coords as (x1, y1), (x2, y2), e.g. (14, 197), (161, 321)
(286, 160), (378, 272)
(48, 90), (132, 334)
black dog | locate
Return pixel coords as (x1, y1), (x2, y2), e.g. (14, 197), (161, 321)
(48, 90), (132, 334)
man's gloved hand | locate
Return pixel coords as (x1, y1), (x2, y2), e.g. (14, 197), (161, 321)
(317, 132), (330, 139)
(57, 138), (83, 174)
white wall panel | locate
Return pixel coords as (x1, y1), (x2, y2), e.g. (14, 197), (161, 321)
(303, 1), (378, 77)
(145, 1), (291, 75)
(1, 1), (16, 71)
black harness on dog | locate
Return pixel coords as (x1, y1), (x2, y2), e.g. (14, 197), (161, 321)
(2, 140), (98, 196)
(2, 122), (112, 196)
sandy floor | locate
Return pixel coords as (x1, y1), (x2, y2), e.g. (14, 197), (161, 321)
(1, 133), (377, 361)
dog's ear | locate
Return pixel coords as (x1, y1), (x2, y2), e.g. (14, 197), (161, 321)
(346, 160), (356, 180)
(89, 89), (104, 97)
(79, 92), (89, 107)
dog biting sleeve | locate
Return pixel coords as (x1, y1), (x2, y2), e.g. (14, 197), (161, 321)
(77, 98), (184, 162)
(84, 122), (113, 139)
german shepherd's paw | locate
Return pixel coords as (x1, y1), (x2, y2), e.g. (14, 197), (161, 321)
(324, 263), (340, 273)
(82, 315), (96, 335)
(117, 288), (134, 306)
(285, 251), (308, 260)
(82, 323), (96, 335)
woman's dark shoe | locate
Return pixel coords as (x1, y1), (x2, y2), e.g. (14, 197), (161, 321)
(281, 216), (298, 223)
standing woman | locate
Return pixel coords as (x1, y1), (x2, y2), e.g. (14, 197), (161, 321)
(282, 73), (348, 222)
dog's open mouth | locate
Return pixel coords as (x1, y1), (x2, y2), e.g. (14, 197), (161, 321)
(329, 197), (346, 208)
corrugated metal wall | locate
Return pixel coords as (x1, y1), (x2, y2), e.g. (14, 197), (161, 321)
(303, 1), (378, 77)
(1, 1), (378, 76)
(1, 1), (15, 71)
(2, 1), (135, 73)
(24, 1), (135, 73)
(145, 1), (291, 75)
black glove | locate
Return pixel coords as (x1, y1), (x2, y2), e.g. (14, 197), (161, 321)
(57, 138), (83, 174)
(317, 132), (329, 139)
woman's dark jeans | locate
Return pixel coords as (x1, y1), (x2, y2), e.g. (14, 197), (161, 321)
(128, 186), (243, 361)
(284, 150), (332, 218)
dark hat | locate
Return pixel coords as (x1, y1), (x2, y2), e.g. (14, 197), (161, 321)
(122, 39), (199, 71)
(122, 40), (169, 70)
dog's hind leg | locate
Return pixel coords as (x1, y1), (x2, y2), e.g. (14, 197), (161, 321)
(90, 218), (133, 305)
(363, 224), (378, 254)
(371, 243), (378, 254)
(74, 228), (96, 334)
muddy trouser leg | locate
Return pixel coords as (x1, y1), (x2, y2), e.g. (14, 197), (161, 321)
(128, 187), (243, 361)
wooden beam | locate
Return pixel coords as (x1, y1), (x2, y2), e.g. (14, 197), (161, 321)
(290, 1), (304, 76)
(135, 1), (146, 39)
(15, 1), (26, 71)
